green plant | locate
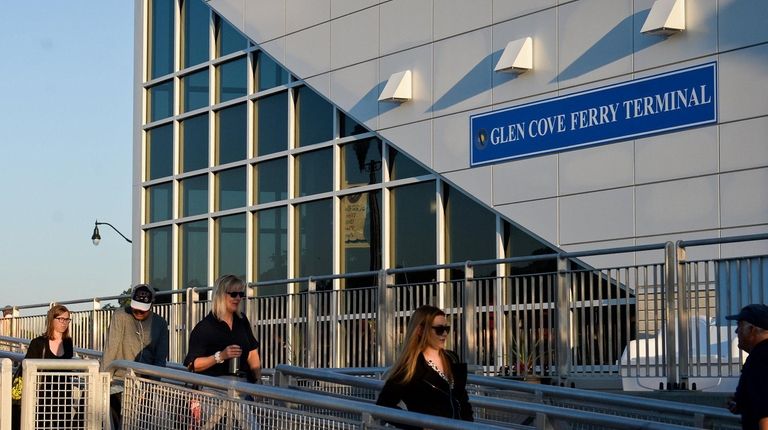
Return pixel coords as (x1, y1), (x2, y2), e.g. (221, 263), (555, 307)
(511, 337), (542, 378)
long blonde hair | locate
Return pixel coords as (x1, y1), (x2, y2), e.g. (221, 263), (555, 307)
(387, 305), (453, 385)
(211, 274), (245, 320)
(44, 304), (71, 340)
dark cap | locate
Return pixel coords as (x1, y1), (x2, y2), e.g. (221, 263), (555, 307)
(725, 304), (768, 330)
(130, 284), (155, 311)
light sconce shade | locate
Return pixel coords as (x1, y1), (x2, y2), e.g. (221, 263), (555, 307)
(378, 70), (412, 102)
(494, 37), (533, 73)
(641, 0), (685, 35)
(91, 225), (101, 246)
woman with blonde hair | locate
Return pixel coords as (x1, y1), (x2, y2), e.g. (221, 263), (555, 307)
(184, 275), (261, 383)
(376, 304), (473, 425)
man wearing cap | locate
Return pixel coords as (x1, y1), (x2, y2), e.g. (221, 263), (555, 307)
(102, 284), (169, 426)
(726, 304), (768, 430)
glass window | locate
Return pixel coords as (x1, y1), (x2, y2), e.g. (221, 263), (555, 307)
(182, 69), (209, 113)
(180, 220), (208, 289)
(217, 57), (247, 103)
(388, 146), (428, 181)
(503, 221), (556, 275)
(296, 148), (332, 197)
(217, 166), (246, 211)
(216, 103), (247, 164)
(149, 0), (174, 79)
(255, 158), (287, 204)
(148, 80), (173, 122)
(339, 112), (367, 138)
(256, 207), (287, 282)
(216, 213), (246, 279)
(341, 191), (381, 288)
(147, 182), (173, 223)
(295, 87), (333, 147)
(341, 138), (381, 189)
(182, 0), (209, 68)
(181, 174), (208, 216)
(215, 15), (247, 58)
(255, 51), (288, 92)
(296, 199), (332, 278)
(390, 181), (436, 269)
(147, 124), (173, 180)
(444, 185), (496, 278)
(146, 225), (172, 292)
(255, 92), (288, 156)
(181, 114), (208, 173)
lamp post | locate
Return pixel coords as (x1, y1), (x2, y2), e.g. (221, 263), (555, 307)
(91, 220), (132, 245)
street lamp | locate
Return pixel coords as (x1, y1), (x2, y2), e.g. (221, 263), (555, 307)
(91, 220), (132, 245)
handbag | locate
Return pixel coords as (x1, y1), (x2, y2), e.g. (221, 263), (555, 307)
(11, 340), (46, 402)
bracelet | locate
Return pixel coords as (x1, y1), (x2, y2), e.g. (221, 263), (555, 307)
(214, 351), (224, 364)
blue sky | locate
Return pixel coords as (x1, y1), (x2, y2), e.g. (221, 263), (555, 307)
(0, 2), (134, 306)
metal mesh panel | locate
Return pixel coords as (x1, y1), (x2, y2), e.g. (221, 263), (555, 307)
(25, 371), (109, 429)
(122, 377), (361, 430)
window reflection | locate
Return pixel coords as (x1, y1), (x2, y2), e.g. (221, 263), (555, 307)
(216, 103), (247, 164)
(339, 112), (367, 138)
(180, 220), (208, 289)
(255, 158), (287, 204)
(295, 87), (333, 147)
(341, 191), (381, 288)
(181, 174), (208, 216)
(503, 221), (556, 275)
(181, 114), (208, 172)
(444, 185), (495, 279)
(341, 138), (381, 189)
(217, 57), (247, 103)
(150, 0), (174, 79)
(388, 146), (427, 181)
(147, 226), (172, 292)
(215, 15), (247, 58)
(256, 207), (287, 283)
(148, 80), (173, 122)
(182, 0), (209, 68)
(255, 92), (288, 156)
(296, 149), (332, 197)
(147, 182), (173, 223)
(182, 70), (209, 113)
(216, 214), (246, 279)
(147, 124), (173, 180)
(296, 199), (332, 280)
(217, 166), (246, 211)
(390, 182), (436, 283)
(256, 51), (288, 92)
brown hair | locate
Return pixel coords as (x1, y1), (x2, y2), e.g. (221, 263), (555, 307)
(387, 304), (453, 385)
(45, 304), (71, 340)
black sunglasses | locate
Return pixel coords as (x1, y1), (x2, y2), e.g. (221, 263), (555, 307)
(227, 291), (246, 298)
(431, 325), (451, 335)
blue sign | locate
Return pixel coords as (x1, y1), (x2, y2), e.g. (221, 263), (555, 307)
(470, 62), (717, 166)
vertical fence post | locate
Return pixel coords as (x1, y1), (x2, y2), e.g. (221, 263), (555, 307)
(556, 255), (572, 384)
(663, 241), (678, 389)
(377, 270), (395, 366)
(185, 288), (199, 362)
(1, 359), (11, 430)
(676, 240), (689, 389)
(91, 298), (100, 351)
(307, 278), (318, 368)
(463, 262), (477, 365)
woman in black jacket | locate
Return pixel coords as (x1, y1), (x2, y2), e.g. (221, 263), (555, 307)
(376, 305), (473, 427)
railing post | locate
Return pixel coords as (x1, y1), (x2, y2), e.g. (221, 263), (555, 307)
(676, 240), (690, 389)
(185, 287), (199, 361)
(663, 241), (678, 388)
(463, 262), (477, 365)
(307, 278), (318, 369)
(556, 255), (572, 384)
(377, 269), (395, 366)
(91, 298), (100, 351)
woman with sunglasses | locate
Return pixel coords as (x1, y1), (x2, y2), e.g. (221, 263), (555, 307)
(376, 305), (474, 427)
(184, 274), (261, 383)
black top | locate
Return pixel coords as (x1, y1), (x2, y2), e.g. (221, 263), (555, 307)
(184, 312), (260, 382)
(735, 339), (768, 430)
(25, 335), (74, 360)
(376, 350), (473, 428)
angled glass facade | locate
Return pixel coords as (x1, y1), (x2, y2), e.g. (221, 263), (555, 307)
(138, 0), (557, 294)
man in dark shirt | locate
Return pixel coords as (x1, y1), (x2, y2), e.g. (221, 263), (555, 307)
(726, 304), (768, 430)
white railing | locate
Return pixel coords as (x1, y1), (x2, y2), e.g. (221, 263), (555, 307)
(1, 358), (12, 430)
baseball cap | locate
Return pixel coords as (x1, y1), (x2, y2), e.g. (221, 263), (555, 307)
(725, 304), (768, 330)
(130, 284), (155, 312)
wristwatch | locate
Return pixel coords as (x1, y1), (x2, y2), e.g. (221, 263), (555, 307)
(214, 351), (224, 364)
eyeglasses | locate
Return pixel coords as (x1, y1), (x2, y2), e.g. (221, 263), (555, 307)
(227, 291), (246, 298)
(54, 317), (72, 323)
(431, 325), (451, 335)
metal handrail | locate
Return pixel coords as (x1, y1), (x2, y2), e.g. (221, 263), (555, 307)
(107, 360), (509, 430)
(274, 364), (701, 430)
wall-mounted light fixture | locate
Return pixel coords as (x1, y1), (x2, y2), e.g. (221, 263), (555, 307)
(91, 220), (132, 246)
(641, 0), (685, 35)
(495, 37), (533, 73)
(378, 70), (412, 102)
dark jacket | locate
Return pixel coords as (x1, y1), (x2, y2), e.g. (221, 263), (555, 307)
(183, 312), (260, 382)
(376, 350), (473, 428)
(25, 335), (73, 360)
(735, 339), (768, 430)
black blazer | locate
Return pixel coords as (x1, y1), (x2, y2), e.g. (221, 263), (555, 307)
(376, 350), (473, 427)
(25, 336), (74, 360)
